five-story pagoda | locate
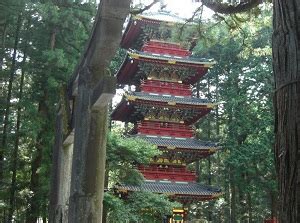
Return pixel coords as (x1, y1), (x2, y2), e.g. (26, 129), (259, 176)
(111, 12), (222, 221)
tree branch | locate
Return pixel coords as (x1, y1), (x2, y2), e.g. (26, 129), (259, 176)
(202, 0), (262, 14)
(131, 0), (160, 15)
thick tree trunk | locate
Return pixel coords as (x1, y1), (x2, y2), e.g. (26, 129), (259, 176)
(273, 1), (300, 222)
(66, 1), (130, 222)
(68, 71), (109, 222)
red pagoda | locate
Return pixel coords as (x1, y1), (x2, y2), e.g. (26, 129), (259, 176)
(112, 12), (222, 221)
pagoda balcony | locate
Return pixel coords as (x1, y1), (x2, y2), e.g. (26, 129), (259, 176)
(141, 40), (191, 57)
(138, 165), (196, 182)
(137, 120), (194, 138)
(140, 80), (192, 96)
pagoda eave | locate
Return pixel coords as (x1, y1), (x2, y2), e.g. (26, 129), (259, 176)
(129, 52), (215, 67)
(111, 99), (213, 125)
(116, 52), (214, 85)
(115, 181), (222, 202)
(121, 13), (187, 49)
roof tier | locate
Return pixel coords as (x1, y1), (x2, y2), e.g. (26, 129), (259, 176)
(116, 180), (222, 203)
(116, 51), (215, 85)
(121, 12), (187, 49)
(132, 134), (218, 162)
(111, 92), (215, 125)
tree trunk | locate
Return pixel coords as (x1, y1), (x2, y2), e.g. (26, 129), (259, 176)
(230, 171), (237, 223)
(68, 69), (110, 222)
(7, 34), (28, 223)
(273, 1), (300, 222)
(0, 11), (7, 70)
(26, 93), (49, 223)
(270, 190), (277, 219)
(0, 13), (22, 180)
(247, 192), (252, 223)
(67, 1), (130, 222)
(26, 26), (57, 223)
(48, 109), (64, 223)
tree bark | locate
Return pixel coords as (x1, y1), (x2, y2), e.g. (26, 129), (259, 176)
(273, 1), (300, 222)
(48, 109), (64, 223)
(67, 1), (130, 222)
(68, 71), (110, 222)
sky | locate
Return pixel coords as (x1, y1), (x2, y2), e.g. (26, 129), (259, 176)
(136, 0), (214, 19)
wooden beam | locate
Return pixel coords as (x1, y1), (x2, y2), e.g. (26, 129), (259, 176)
(91, 76), (116, 110)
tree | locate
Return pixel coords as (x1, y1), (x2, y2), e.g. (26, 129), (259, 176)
(103, 130), (180, 223)
(198, 0), (299, 221)
(189, 12), (276, 222)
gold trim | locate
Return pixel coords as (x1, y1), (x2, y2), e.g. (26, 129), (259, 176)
(167, 146), (176, 150)
(168, 101), (176, 105)
(127, 95), (137, 101)
(133, 15), (142, 20)
(168, 60), (176, 64)
(209, 148), (217, 153)
(207, 103), (217, 108)
(211, 192), (224, 198)
(117, 189), (128, 193)
(173, 209), (184, 213)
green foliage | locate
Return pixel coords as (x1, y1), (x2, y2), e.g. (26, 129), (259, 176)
(104, 191), (180, 223)
(104, 130), (180, 222)
(0, 0), (96, 221)
(106, 130), (159, 185)
(190, 8), (276, 222)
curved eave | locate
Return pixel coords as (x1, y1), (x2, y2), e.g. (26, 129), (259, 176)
(121, 18), (143, 49)
(116, 181), (222, 201)
(126, 92), (216, 107)
(111, 95), (215, 124)
(116, 52), (215, 85)
(120, 14), (186, 49)
(133, 134), (218, 151)
(129, 52), (216, 67)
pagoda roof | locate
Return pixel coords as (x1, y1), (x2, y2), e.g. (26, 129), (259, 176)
(127, 91), (213, 106)
(111, 92), (215, 124)
(133, 134), (218, 150)
(116, 51), (215, 85)
(121, 12), (187, 49)
(137, 12), (187, 24)
(132, 135), (219, 162)
(116, 180), (222, 200)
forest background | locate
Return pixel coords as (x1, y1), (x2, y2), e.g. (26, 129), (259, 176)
(0, 0), (275, 222)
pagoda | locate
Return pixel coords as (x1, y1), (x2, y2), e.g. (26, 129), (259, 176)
(112, 12), (222, 221)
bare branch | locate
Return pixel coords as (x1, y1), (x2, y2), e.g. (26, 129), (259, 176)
(202, 0), (262, 14)
(131, 0), (160, 15)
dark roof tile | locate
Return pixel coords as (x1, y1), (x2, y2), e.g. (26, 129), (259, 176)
(116, 180), (222, 196)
